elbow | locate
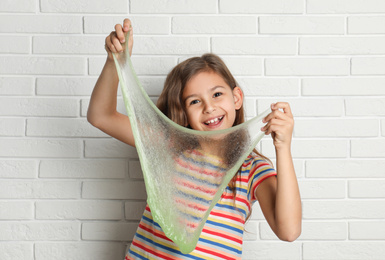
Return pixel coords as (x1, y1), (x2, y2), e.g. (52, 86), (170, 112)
(87, 110), (102, 129)
(277, 227), (301, 242)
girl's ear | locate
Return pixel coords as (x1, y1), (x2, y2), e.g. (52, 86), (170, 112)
(233, 86), (243, 110)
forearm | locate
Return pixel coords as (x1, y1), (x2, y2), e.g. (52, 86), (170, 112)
(274, 146), (302, 241)
(87, 58), (119, 124)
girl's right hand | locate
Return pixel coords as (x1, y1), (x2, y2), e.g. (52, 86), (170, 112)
(105, 18), (133, 60)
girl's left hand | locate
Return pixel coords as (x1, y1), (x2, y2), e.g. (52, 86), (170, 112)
(261, 102), (294, 150)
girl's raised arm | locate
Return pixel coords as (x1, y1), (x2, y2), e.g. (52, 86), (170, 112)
(87, 19), (136, 147)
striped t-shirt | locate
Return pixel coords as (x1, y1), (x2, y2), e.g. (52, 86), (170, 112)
(126, 151), (277, 260)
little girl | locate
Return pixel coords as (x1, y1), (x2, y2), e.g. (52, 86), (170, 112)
(88, 18), (301, 260)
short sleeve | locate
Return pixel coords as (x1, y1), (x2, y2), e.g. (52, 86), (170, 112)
(247, 157), (277, 203)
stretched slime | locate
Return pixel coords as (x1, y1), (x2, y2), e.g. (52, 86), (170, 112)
(112, 33), (271, 254)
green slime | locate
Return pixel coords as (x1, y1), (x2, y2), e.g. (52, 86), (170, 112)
(113, 33), (271, 254)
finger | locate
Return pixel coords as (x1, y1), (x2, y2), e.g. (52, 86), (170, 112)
(263, 109), (288, 123)
(115, 24), (125, 43)
(272, 102), (293, 117)
(112, 34), (124, 52)
(123, 18), (132, 32)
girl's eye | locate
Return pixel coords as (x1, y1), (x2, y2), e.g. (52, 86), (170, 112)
(190, 100), (200, 105)
(213, 92), (222, 98)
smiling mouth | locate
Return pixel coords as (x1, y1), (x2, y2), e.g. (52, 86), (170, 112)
(204, 116), (224, 125)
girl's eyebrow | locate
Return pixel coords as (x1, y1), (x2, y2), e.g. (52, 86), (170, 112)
(184, 86), (225, 102)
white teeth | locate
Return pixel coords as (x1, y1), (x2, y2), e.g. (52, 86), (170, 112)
(205, 116), (223, 125)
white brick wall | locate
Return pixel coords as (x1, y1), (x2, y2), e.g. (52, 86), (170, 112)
(1, 0), (384, 259)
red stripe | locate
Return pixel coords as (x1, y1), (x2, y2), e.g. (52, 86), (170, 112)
(139, 223), (173, 242)
(195, 246), (235, 260)
(210, 211), (244, 224)
(203, 228), (242, 244)
(251, 173), (277, 200)
(132, 241), (174, 260)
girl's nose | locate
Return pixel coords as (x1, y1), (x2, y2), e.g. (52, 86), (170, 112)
(204, 102), (216, 114)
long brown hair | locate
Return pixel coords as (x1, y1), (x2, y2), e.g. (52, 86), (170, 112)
(156, 53), (271, 220)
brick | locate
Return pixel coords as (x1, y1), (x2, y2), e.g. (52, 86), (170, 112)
(306, 160), (385, 178)
(300, 37), (385, 55)
(36, 77), (96, 96)
(82, 181), (146, 199)
(303, 200), (385, 219)
(84, 139), (138, 158)
(257, 98), (344, 117)
(125, 201), (146, 220)
(131, 0), (216, 13)
(33, 36), (105, 55)
(303, 78), (385, 95)
(212, 37), (296, 55)
(0, 181), (78, 199)
(351, 57), (385, 75)
(351, 139), (385, 158)
(303, 242), (385, 260)
(307, 0), (385, 13)
(243, 221), (258, 240)
(242, 241), (301, 259)
(134, 37), (209, 55)
(0, 98), (78, 117)
(88, 56), (177, 76)
(27, 118), (107, 137)
(349, 180), (385, 198)
(176, 56), (263, 76)
(84, 16), (169, 34)
(0, 118), (24, 136)
(382, 120), (385, 136)
(220, 0), (303, 14)
(349, 16), (385, 34)
(172, 16), (256, 34)
(39, 159), (127, 179)
(294, 119), (378, 137)
(0, 15), (81, 33)
(299, 180), (346, 199)
(0, 36), (29, 54)
(0, 0), (36, 12)
(346, 98), (385, 116)
(0, 201), (33, 220)
(0, 243), (33, 260)
(35, 242), (124, 260)
(0, 57), (85, 75)
(0, 77), (33, 95)
(260, 16), (344, 34)
(265, 58), (349, 76)
(260, 221), (347, 240)
(0, 160), (37, 178)
(0, 222), (80, 241)
(237, 78), (299, 96)
(0, 139), (81, 158)
(36, 201), (121, 220)
(40, 0), (128, 13)
(82, 222), (137, 240)
(262, 140), (347, 159)
(350, 221), (385, 239)
(128, 160), (143, 179)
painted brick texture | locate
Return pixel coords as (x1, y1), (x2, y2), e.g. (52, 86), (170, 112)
(1, 0), (384, 259)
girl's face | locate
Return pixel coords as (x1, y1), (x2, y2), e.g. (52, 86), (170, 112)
(182, 71), (243, 131)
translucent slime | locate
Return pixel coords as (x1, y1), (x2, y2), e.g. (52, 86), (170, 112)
(112, 33), (271, 254)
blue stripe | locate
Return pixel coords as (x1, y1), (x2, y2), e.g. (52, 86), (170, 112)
(199, 238), (242, 255)
(175, 170), (221, 188)
(215, 203), (246, 216)
(180, 153), (227, 172)
(128, 249), (147, 260)
(205, 219), (243, 234)
(176, 191), (211, 205)
(135, 233), (206, 260)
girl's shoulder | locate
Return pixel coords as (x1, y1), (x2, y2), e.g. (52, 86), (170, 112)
(240, 152), (275, 176)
